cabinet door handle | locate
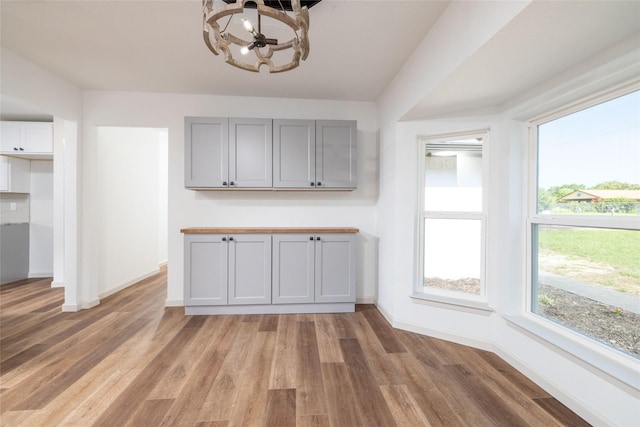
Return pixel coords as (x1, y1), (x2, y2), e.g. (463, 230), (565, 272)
(19, 148), (24, 151)
(316, 237), (321, 241)
(310, 182), (315, 186)
(222, 237), (227, 241)
(223, 181), (227, 186)
(229, 181), (235, 186)
(309, 236), (314, 240)
(229, 236), (234, 241)
(317, 182), (322, 186)
(13, 147), (18, 151)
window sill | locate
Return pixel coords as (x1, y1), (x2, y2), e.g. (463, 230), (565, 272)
(411, 292), (493, 314)
(504, 313), (640, 391)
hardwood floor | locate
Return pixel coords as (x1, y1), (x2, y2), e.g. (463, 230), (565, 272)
(0, 271), (590, 426)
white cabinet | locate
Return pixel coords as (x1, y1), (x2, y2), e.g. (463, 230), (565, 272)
(0, 156), (30, 193)
(184, 233), (271, 306)
(184, 117), (272, 189)
(1, 122), (53, 158)
(273, 119), (357, 189)
(272, 233), (356, 304)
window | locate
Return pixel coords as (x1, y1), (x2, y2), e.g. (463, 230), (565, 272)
(530, 88), (640, 359)
(417, 132), (488, 305)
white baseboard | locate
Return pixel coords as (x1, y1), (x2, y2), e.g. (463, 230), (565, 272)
(28, 271), (53, 278)
(494, 344), (611, 427)
(61, 298), (100, 312)
(98, 268), (160, 299)
(165, 299), (184, 307)
(356, 296), (376, 304)
(51, 281), (64, 288)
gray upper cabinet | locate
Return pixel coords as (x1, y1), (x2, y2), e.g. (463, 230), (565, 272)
(274, 119), (357, 189)
(185, 117), (272, 189)
(315, 120), (357, 189)
(186, 117), (356, 190)
(273, 119), (316, 188)
(184, 234), (229, 305)
(228, 234), (272, 305)
(315, 233), (356, 303)
(185, 117), (228, 188)
(229, 118), (273, 188)
(272, 234), (315, 303)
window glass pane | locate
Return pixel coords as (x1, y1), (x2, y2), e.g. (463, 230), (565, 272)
(537, 91), (640, 215)
(532, 225), (640, 358)
(424, 149), (482, 211)
(423, 218), (481, 295)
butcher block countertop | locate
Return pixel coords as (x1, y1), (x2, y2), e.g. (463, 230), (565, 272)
(180, 227), (359, 234)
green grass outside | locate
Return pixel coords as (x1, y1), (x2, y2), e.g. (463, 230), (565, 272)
(538, 228), (640, 280)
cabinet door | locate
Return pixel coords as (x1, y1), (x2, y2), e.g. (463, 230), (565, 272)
(21, 122), (52, 153)
(315, 120), (357, 189)
(272, 234), (315, 304)
(1, 122), (20, 152)
(273, 119), (316, 188)
(229, 118), (272, 188)
(185, 117), (228, 188)
(0, 157), (30, 193)
(315, 234), (356, 303)
(184, 234), (228, 305)
(228, 234), (272, 305)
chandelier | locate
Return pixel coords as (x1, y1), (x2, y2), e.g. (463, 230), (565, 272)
(202, 0), (320, 73)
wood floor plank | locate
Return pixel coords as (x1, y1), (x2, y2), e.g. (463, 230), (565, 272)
(264, 388), (296, 427)
(534, 397), (592, 427)
(296, 321), (327, 417)
(338, 338), (396, 426)
(268, 314), (298, 390)
(314, 314), (343, 363)
(351, 311), (402, 385)
(227, 330), (276, 426)
(197, 321), (257, 422)
(359, 305), (406, 353)
(159, 316), (240, 426)
(0, 270), (590, 427)
(124, 398), (175, 427)
(386, 352), (465, 427)
(91, 326), (202, 427)
(380, 384), (432, 427)
(320, 362), (364, 427)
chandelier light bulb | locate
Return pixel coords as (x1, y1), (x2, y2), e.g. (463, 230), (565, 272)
(242, 19), (254, 33)
(240, 46), (250, 55)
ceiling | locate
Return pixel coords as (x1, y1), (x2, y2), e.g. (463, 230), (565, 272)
(1, 1), (639, 122)
(0, 0), (448, 102)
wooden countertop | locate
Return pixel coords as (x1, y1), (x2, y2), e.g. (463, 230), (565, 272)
(181, 227), (359, 234)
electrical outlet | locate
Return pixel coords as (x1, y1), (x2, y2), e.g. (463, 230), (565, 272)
(10, 202), (17, 211)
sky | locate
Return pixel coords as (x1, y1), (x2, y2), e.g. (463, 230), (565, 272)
(537, 90), (640, 189)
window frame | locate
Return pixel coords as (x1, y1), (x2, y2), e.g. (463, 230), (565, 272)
(521, 82), (640, 388)
(413, 130), (491, 311)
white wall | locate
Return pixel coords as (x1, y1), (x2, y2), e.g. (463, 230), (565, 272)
(1, 47), (83, 309)
(93, 127), (166, 297)
(375, 8), (640, 426)
(29, 159), (53, 277)
(82, 91), (379, 306)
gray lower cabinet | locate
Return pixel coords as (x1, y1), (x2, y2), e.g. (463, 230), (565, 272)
(184, 230), (357, 314)
(272, 233), (356, 304)
(184, 233), (271, 306)
(228, 234), (272, 304)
